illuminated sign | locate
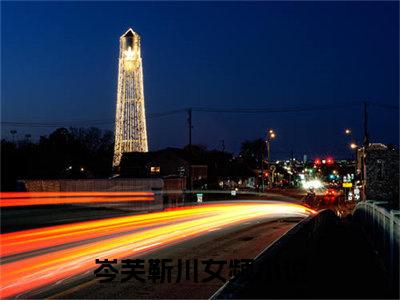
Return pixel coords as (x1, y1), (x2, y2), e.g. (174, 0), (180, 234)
(196, 193), (203, 203)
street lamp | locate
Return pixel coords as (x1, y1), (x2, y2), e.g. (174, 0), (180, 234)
(270, 132), (276, 139)
(266, 129), (276, 163)
(350, 142), (358, 150)
(264, 129), (276, 190)
(345, 128), (360, 150)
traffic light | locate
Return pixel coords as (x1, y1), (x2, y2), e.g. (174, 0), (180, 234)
(326, 157), (334, 165)
(314, 158), (321, 165)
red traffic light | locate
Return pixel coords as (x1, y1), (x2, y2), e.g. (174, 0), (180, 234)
(326, 157), (334, 165)
(314, 158), (321, 165)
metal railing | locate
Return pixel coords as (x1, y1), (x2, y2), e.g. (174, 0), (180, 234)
(353, 200), (400, 283)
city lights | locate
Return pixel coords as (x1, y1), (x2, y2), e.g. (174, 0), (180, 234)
(302, 179), (323, 189)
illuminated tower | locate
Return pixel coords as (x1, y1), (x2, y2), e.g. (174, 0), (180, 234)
(113, 28), (148, 168)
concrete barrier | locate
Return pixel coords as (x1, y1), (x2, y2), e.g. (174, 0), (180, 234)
(353, 201), (400, 291)
(213, 208), (394, 299)
(19, 178), (164, 212)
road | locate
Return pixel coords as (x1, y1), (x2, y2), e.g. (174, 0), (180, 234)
(0, 201), (315, 299)
(1, 190), (303, 233)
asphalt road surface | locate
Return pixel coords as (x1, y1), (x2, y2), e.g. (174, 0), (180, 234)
(0, 201), (314, 299)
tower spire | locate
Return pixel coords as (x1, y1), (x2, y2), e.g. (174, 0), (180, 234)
(113, 28), (148, 168)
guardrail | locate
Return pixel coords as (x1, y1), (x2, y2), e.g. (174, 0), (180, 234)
(353, 200), (400, 286)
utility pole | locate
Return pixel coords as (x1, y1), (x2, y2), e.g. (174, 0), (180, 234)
(360, 101), (369, 202)
(187, 108), (193, 192)
(187, 108), (192, 152)
(363, 101), (369, 148)
(261, 142), (265, 192)
(264, 129), (276, 190)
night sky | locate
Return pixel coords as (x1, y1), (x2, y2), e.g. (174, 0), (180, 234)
(1, 1), (399, 159)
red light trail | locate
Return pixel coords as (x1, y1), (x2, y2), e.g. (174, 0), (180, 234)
(0, 191), (154, 207)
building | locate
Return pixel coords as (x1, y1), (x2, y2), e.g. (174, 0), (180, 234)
(113, 28), (148, 168)
(120, 148), (208, 190)
(357, 143), (399, 209)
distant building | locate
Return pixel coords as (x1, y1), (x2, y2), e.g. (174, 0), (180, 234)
(357, 143), (399, 209)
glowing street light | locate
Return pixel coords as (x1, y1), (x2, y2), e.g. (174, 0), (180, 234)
(268, 129), (276, 140)
(263, 129), (277, 190)
(350, 142), (358, 150)
(345, 129), (359, 152)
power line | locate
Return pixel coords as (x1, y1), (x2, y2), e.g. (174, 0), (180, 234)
(0, 110), (186, 128)
(1, 101), (396, 128)
(148, 109), (186, 118)
(191, 102), (359, 113)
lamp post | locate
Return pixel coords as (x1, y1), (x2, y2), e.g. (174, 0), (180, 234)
(265, 129), (276, 189)
(344, 128), (359, 153)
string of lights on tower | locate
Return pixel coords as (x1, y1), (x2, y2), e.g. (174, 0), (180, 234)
(113, 28), (149, 168)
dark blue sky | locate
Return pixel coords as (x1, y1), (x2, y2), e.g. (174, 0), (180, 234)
(1, 1), (399, 159)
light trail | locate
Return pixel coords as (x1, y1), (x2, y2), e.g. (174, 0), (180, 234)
(0, 192), (155, 198)
(1, 205), (223, 257)
(0, 191), (154, 207)
(0, 201), (315, 298)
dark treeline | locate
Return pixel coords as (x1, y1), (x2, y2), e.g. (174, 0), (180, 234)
(1, 127), (114, 191)
(1, 127), (270, 191)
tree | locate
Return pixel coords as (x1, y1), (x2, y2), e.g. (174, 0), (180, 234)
(1, 127), (115, 191)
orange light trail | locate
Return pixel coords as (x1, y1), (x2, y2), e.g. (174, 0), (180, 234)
(1, 205), (221, 257)
(0, 201), (315, 298)
(0, 191), (154, 207)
